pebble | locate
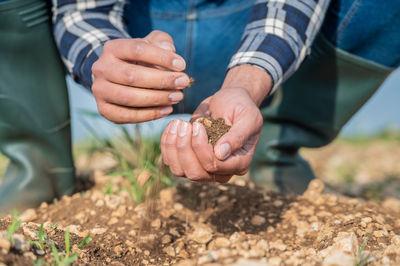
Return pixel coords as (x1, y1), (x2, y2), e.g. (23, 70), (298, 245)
(151, 219), (161, 229)
(198, 251), (218, 265)
(108, 217), (119, 226)
(114, 245), (123, 256)
(12, 234), (30, 252)
(159, 187), (176, 203)
(267, 257), (282, 266)
(67, 224), (81, 236)
(105, 194), (122, 209)
(23, 251), (37, 261)
(163, 246), (176, 257)
(91, 227), (107, 235)
(174, 203), (184, 211)
(214, 237), (230, 248)
(189, 224), (213, 244)
(22, 226), (37, 240)
(161, 234), (173, 244)
(19, 209), (37, 222)
(251, 215), (266, 226)
(144, 250), (150, 256)
(112, 206), (126, 217)
(273, 200), (284, 207)
(0, 235), (10, 252)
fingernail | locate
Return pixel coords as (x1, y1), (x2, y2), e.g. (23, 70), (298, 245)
(172, 59), (185, 69)
(216, 143), (231, 160)
(169, 92), (183, 102)
(193, 122), (200, 136)
(158, 41), (175, 52)
(178, 122), (188, 137)
(169, 120), (180, 134)
(175, 76), (189, 87)
(160, 106), (173, 115)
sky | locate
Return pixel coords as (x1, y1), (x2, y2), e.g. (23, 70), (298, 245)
(68, 68), (400, 142)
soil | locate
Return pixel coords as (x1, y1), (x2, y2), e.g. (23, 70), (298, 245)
(195, 118), (231, 146)
(1, 172), (400, 265)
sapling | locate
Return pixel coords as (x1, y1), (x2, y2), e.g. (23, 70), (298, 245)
(6, 211), (21, 244)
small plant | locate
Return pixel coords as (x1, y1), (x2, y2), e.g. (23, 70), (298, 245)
(29, 223), (47, 251)
(50, 229), (91, 266)
(6, 211), (21, 244)
(354, 235), (371, 266)
(51, 229), (77, 266)
(80, 110), (176, 203)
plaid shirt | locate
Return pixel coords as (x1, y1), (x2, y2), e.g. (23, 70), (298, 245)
(53, 0), (330, 93)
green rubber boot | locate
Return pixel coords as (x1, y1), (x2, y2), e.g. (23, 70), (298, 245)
(0, 0), (75, 215)
(251, 36), (393, 194)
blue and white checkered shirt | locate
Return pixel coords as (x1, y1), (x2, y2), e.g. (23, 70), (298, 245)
(52, 0), (330, 93)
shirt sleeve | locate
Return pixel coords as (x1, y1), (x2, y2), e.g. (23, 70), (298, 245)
(52, 0), (130, 89)
(228, 0), (331, 93)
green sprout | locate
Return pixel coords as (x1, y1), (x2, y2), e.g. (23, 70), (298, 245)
(50, 229), (91, 266)
(29, 224), (47, 251)
(354, 235), (371, 266)
(6, 211), (21, 244)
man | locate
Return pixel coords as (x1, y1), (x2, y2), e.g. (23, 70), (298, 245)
(53, 0), (399, 193)
(0, 0), (75, 214)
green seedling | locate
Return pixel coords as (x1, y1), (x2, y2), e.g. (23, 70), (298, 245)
(6, 211), (21, 244)
(50, 229), (91, 266)
(51, 229), (77, 266)
(78, 233), (91, 249)
(354, 235), (371, 266)
(29, 224), (47, 251)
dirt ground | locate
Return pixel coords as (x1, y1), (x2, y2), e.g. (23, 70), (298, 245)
(1, 137), (400, 265)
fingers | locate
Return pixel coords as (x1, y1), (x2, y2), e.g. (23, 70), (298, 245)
(103, 38), (186, 72)
(191, 122), (253, 176)
(93, 59), (190, 90)
(144, 30), (176, 52)
(93, 80), (184, 108)
(214, 107), (263, 160)
(96, 101), (172, 124)
(162, 120), (184, 176)
(176, 121), (210, 181)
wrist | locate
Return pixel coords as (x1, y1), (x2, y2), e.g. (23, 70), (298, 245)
(221, 65), (272, 106)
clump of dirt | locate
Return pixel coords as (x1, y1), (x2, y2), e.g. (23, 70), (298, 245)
(188, 77), (195, 87)
(195, 117), (231, 146)
(1, 172), (400, 265)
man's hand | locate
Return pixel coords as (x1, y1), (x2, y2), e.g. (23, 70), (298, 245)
(161, 65), (272, 183)
(91, 31), (190, 124)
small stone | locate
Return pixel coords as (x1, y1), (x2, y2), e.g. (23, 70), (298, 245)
(23, 226), (37, 240)
(179, 249), (189, 259)
(161, 235), (173, 244)
(114, 245), (123, 256)
(105, 194), (122, 209)
(217, 195), (229, 204)
(214, 237), (230, 248)
(95, 200), (104, 207)
(163, 246), (176, 257)
(256, 240), (269, 251)
(112, 206), (126, 217)
(12, 234), (30, 252)
(251, 215), (266, 226)
(108, 217), (119, 226)
(189, 224), (213, 244)
(169, 228), (181, 237)
(19, 209), (37, 222)
(198, 251), (218, 265)
(0, 236), (10, 252)
(159, 187), (176, 203)
(144, 250), (150, 256)
(39, 202), (48, 209)
(91, 227), (107, 235)
(267, 257), (282, 266)
(323, 250), (355, 266)
(273, 200), (283, 207)
(373, 231), (384, 238)
(151, 219), (161, 229)
(67, 225), (81, 236)
(128, 230), (136, 237)
(303, 179), (325, 200)
(174, 203), (184, 211)
(23, 251), (37, 260)
(35, 249), (45, 256)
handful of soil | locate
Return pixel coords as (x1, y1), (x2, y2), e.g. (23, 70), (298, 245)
(195, 117), (231, 146)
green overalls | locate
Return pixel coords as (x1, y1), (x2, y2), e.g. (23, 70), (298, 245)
(0, 0), (75, 214)
(251, 36), (393, 194)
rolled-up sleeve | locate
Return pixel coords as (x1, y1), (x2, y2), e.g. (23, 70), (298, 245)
(228, 0), (331, 93)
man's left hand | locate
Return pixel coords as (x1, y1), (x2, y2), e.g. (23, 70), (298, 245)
(160, 65), (272, 183)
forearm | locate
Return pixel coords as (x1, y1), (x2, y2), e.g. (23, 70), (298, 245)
(221, 65), (272, 107)
(52, 0), (130, 89)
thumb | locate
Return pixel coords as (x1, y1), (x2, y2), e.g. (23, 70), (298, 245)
(214, 112), (262, 160)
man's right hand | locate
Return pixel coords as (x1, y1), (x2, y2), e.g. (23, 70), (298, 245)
(91, 31), (189, 124)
